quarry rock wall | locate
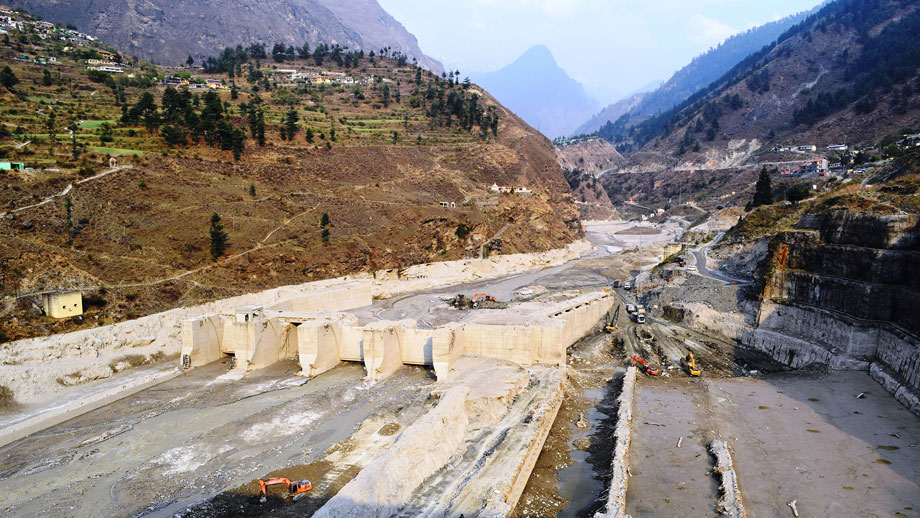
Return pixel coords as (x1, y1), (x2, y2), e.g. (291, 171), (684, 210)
(746, 212), (920, 414)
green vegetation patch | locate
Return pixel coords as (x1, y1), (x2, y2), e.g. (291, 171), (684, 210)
(79, 120), (117, 130)
(89, 146), (144, 156)
(347, 119), (403, 125)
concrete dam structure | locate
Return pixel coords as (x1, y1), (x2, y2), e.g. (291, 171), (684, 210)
(181, 283), (615, 380)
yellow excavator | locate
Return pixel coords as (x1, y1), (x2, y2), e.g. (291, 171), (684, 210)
(604, 305), (620, 333)
(682, 352), (702, 376)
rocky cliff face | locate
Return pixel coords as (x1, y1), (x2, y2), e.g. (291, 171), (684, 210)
(8, 0), (443, 70)
(750, 209), (920, 413)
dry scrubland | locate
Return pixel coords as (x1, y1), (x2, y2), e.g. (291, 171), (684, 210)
(0, 28), (580, 342)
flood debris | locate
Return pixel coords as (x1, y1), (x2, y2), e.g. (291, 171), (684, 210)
(709, 439), (745, 518)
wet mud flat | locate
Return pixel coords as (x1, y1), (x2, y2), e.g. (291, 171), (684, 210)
(626, 377), (721, 518)
(709, 371), (920, 518)
(0, 361), (434, 517)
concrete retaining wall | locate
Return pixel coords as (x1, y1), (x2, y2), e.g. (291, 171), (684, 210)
(869, 362), (920, 416)
(874, 326), (920, 395)
(433, 323), (464, 380)
(595, 366), (637, 518)
(1, 240), (593, 447)
(179, 289), (613, 384)
(337, 325), (365, 362)
(180, 314), (222, 368)
(270, 283), (373, 313)
(746, 301), (920, 415)
(457, 292), (615, 369)
(482, 368), (566, 516)
(313, 386), (472, 518)
(757, 299), (879, 360)
(752, 219), (920, 416)
(0, 366), (179, 449)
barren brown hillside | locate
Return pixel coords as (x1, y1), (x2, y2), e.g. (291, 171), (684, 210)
(0, 17), (579, 341)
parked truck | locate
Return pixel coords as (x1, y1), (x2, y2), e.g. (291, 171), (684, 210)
(635, 307), (646, 324)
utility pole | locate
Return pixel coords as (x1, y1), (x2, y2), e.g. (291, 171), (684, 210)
(638, 224), (643, 282)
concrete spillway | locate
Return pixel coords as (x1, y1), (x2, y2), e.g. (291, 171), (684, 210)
(181, 281), (614, 381)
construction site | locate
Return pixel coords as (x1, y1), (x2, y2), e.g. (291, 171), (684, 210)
(1, 215), (919, 518)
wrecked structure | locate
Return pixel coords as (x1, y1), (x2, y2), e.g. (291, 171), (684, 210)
(181, 282), (614, 381)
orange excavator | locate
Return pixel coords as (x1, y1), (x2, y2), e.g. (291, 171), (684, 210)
(258, 477), (312, 503)
(633, 354), (661, 376)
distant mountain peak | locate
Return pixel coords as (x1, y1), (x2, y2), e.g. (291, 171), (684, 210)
(475, 45), (598, 138)
(506, 45), (564, 73)
(518, 44), (555, 62)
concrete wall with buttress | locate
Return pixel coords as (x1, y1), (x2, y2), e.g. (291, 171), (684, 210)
(181, 290), (615, 381)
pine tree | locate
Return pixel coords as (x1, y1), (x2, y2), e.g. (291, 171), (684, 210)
(285, 107), (299, 140)
(256, 111), (266, 147)
(320, 212), (330, 228)
(231, 128), (245, 161)
(69, 120), (80, 159)
(45, 110), (57, 153)
(752, 168), (773, 208)
(209, 212), (229, 260)
(0, 66), (18, 90)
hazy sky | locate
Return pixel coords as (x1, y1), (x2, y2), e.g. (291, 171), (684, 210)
(378, 0), (824, 105)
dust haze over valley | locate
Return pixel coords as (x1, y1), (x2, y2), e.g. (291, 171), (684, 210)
(1, 1), (920, 518)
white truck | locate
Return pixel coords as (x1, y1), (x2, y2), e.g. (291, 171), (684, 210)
(635, 305), (647, 324)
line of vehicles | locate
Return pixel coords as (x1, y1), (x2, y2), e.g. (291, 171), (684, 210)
(606, 282), (704, 378)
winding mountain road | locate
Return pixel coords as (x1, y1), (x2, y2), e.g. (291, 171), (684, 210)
(690, 232), (752, 286)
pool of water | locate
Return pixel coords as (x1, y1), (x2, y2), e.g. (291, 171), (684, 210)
(555, 369), (624, 518)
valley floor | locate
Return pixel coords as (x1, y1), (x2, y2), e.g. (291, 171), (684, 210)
(2, 219), (919, 517)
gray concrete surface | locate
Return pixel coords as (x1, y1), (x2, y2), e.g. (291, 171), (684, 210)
(708, 372), (920, 518)
(625, 378), (720, 518)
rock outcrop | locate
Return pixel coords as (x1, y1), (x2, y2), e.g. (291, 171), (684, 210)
(748, 209), (920, 413)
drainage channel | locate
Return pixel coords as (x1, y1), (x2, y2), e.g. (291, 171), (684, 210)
(513, 330), (626, 518)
